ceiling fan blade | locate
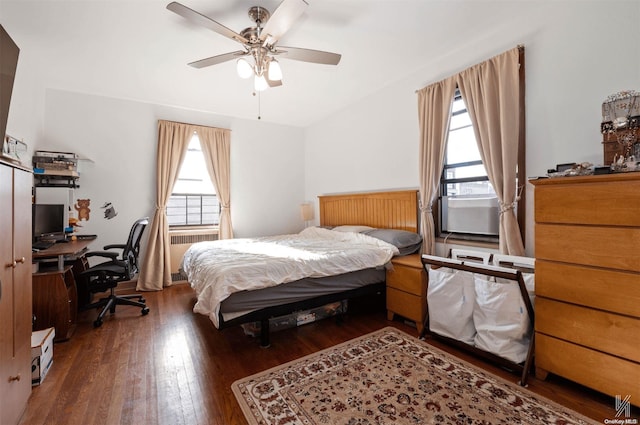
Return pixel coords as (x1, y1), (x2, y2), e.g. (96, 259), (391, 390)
(259, 0), (308, 45)
(267, 78), (283, 88)
(275, 46), (341, 65)
(188, 51), (247, 69)
(167, 2), (249, 45)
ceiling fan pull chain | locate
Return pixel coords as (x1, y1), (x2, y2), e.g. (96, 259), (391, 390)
(257, 90), (261, 120)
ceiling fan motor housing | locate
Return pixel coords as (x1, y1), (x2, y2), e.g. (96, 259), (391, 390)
(248, 6), (270, 25)
(240, 27), (261, 44)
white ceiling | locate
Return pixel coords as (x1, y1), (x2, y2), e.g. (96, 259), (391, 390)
(1, 0), (550, 127)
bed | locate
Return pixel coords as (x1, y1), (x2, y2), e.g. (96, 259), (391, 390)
(181, 189), (420, 346)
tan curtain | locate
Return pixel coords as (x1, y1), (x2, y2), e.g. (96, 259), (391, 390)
(417, 77), (457, 254)
(137, 120), (192, 290)
(456, 47), (525, 255)
(196, 125), (233, 240)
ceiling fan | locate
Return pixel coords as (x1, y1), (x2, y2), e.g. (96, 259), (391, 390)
(167, 0), (342, 91)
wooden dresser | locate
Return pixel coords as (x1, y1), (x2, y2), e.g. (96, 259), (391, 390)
(530, 173), (640, 402)
(386, 254), (427, 334)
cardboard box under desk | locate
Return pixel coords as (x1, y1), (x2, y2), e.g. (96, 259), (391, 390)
(31, 327), (55, 386)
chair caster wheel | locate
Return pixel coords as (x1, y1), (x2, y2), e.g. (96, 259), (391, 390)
(139, 298), (146, 304)
(94, 319), (103, 328)
(141, 307), (150, 315)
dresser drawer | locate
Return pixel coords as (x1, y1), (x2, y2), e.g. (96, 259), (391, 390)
(386, 264), (425, 296)
(386, 287), (425, 323)
(536, 298), (640, 363)
(534, 177), (640, 226)
(536, 224), (640, 271)
(536, 333), (639, 401)
(536, 261), (640, 317)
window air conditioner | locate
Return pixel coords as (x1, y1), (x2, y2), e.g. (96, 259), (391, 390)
(442, 196), (499, 236)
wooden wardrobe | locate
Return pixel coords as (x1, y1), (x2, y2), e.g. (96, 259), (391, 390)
(0, 159), (32, 425)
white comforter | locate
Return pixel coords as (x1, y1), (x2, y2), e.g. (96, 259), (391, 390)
(181, 226), (399, 327)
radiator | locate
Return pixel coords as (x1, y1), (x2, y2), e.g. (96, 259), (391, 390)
(169, 228), (218, 282)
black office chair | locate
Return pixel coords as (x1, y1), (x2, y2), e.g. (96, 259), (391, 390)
(80, 217), (150, 327)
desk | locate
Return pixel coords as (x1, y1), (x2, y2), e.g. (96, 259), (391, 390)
(32, 266), (77, 341)
(33, 239), (93, 270)
(32, 239), (95, 341)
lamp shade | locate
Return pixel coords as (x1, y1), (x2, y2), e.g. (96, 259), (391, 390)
(268, 59), (282, 81)
(300, 203), (314, 221)
(236, 58), (253, 79)
(254, 74), (268, 91)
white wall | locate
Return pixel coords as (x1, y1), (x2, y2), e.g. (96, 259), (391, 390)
(32, 89), (305, 249)
(6, 1), (639, 256)
(304, 1), (640, 256)
(4, 45), (46, 154)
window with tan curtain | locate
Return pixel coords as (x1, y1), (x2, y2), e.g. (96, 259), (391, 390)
(137, 120), (232, 291)
(168, 133), (220, 227)
(417, 46), (526, 255)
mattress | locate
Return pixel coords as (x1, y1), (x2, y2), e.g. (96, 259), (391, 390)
(220, 267), (385, 322)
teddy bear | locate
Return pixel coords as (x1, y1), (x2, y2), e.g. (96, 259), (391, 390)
(74, 199), (91, 221)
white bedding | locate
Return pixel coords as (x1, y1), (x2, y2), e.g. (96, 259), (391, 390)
(181, 226), (399, 327)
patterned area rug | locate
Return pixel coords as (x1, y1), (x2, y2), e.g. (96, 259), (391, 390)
(232, 327), (598, 425)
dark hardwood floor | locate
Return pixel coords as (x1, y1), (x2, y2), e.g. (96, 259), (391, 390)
(20, 283), (624, 425)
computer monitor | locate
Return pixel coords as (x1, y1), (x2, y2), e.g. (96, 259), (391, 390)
(32, 204), (65, 241)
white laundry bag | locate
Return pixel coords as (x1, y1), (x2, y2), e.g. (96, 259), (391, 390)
(427, 266), (476, 345)
(472, 274), (533, 364)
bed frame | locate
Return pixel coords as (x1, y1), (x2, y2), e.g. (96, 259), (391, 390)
(218, 189), (419, 347)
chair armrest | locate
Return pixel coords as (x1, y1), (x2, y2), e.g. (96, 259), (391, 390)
(85, 251), (119, 261)
(102, 244), (126, 251)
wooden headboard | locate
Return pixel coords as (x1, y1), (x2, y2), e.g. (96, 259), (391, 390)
(318, 190), (419, 232)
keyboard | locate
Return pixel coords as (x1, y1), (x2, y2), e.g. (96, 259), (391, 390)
(32, 241), (55, 250)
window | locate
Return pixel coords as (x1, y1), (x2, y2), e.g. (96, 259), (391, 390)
(167, 133), (220, 226)
(438, 89), (499, 240)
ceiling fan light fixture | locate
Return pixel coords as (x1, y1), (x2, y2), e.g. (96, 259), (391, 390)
(236, 58), (254, 79)
(254, 73), (269, 91)
(168, 0), (341, 94)
(267, 58), (283, 81)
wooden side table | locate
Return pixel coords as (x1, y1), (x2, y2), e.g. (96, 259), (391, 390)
(32, 265), (78, 342)
(386, 254), (427, 333)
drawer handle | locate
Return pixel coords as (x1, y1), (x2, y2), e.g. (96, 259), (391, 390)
(8, 374), (21, 382)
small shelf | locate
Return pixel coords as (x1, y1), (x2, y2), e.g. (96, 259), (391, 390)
(32, 151), (81, 188)
(33, 173), (79, 188)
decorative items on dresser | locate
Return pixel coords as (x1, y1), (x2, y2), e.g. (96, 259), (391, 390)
(530, 173), (639, 403)
(601, 90), (640, 168)
(386, 254), (427, 334)
(0, 159), (33, 425)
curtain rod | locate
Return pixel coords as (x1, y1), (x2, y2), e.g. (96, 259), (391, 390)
(158, 119), (231, 132)
(414, 44), (524, 94)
